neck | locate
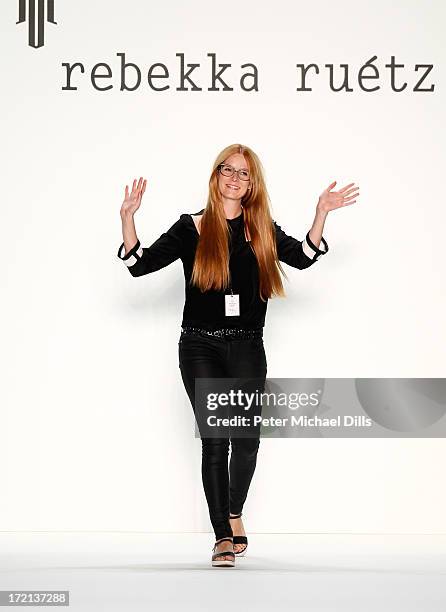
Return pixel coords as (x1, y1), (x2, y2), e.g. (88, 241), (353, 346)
(222, 199), (243, 220)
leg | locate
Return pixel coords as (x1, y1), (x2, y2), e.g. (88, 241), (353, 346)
(226, 336), (267, 515)
(229, 437), (261, 515)
(200, 437), (231, 540)
(226, 337), (267, 552)
(178, 333), (233, 543)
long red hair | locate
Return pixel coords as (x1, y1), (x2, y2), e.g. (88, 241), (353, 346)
(190, 144), (288, 301)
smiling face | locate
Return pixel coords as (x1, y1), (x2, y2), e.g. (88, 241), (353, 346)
(217, 153), (251, 202)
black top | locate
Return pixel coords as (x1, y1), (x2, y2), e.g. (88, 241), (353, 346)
(117, 209), (329, 331)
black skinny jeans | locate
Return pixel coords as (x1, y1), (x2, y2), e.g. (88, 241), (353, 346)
(178, 331), (267, 541)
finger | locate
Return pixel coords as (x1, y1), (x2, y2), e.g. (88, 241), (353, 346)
(137, 177), (143, 192)
(338, 183), (355, 194)
(343, 193), (359, 202)
(141, 179), (147, 196)
(343, 186), (360, 197)
(326, 180), (337, 191)
(343, 200), (356, 206)
(136, 179), (146, 203)
(132, 179), (137, 193)
(125, 185), (129, 198)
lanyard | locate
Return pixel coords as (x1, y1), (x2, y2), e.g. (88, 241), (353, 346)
(228, 241), (234, 296)
(227, 218), (255, 296)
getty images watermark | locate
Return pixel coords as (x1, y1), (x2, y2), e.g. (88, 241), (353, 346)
(191, 378), (446, 438)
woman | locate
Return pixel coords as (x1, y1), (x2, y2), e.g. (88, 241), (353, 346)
(117, 143), (359, 567)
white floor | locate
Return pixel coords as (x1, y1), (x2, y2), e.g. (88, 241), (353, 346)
(0, 532), (445, 611)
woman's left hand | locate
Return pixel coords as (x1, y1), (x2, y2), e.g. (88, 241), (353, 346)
(317, 181), (360, 214)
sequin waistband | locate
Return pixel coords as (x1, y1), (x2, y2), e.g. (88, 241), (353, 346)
(180, 325), (263, 340)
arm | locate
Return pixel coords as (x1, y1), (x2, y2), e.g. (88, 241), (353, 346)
(308, 208), (328, 252)
(121, 210), (139, 258)
(117, 214), (185, 277)
(274, 178), (361, 269)
(116, 176), (184, 277)
(274, 218), (329, 270)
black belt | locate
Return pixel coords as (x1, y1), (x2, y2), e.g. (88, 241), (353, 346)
(181, 326), (263, 340)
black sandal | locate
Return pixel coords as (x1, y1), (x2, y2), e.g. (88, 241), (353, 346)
(211, 537), (235, 567)
(229, 513), (248, 557)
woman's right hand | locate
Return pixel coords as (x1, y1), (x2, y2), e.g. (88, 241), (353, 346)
(120, 177), (147, 219)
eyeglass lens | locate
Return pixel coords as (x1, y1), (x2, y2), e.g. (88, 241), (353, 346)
(219, 164), (250, 181)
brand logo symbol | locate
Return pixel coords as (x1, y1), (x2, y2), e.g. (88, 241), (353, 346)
(16, 0), (57, 49)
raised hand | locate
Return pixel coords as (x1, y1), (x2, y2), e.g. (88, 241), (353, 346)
(317, 181), (360, 214)
(120, 177), (147, 218)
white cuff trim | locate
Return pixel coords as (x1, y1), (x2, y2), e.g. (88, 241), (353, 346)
(118, 240), (144, 268)
(302, 234), (328, 261)
(122, 254), (137, 267)
(117, 242), (142, 268)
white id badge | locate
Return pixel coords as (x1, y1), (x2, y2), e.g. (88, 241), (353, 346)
(225, 294), (240, 316)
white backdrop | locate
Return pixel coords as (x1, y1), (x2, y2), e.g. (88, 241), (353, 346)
(1, 0), (445, 533)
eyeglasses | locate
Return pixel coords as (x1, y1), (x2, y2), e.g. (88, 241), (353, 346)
(218, 164), (250, 181)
